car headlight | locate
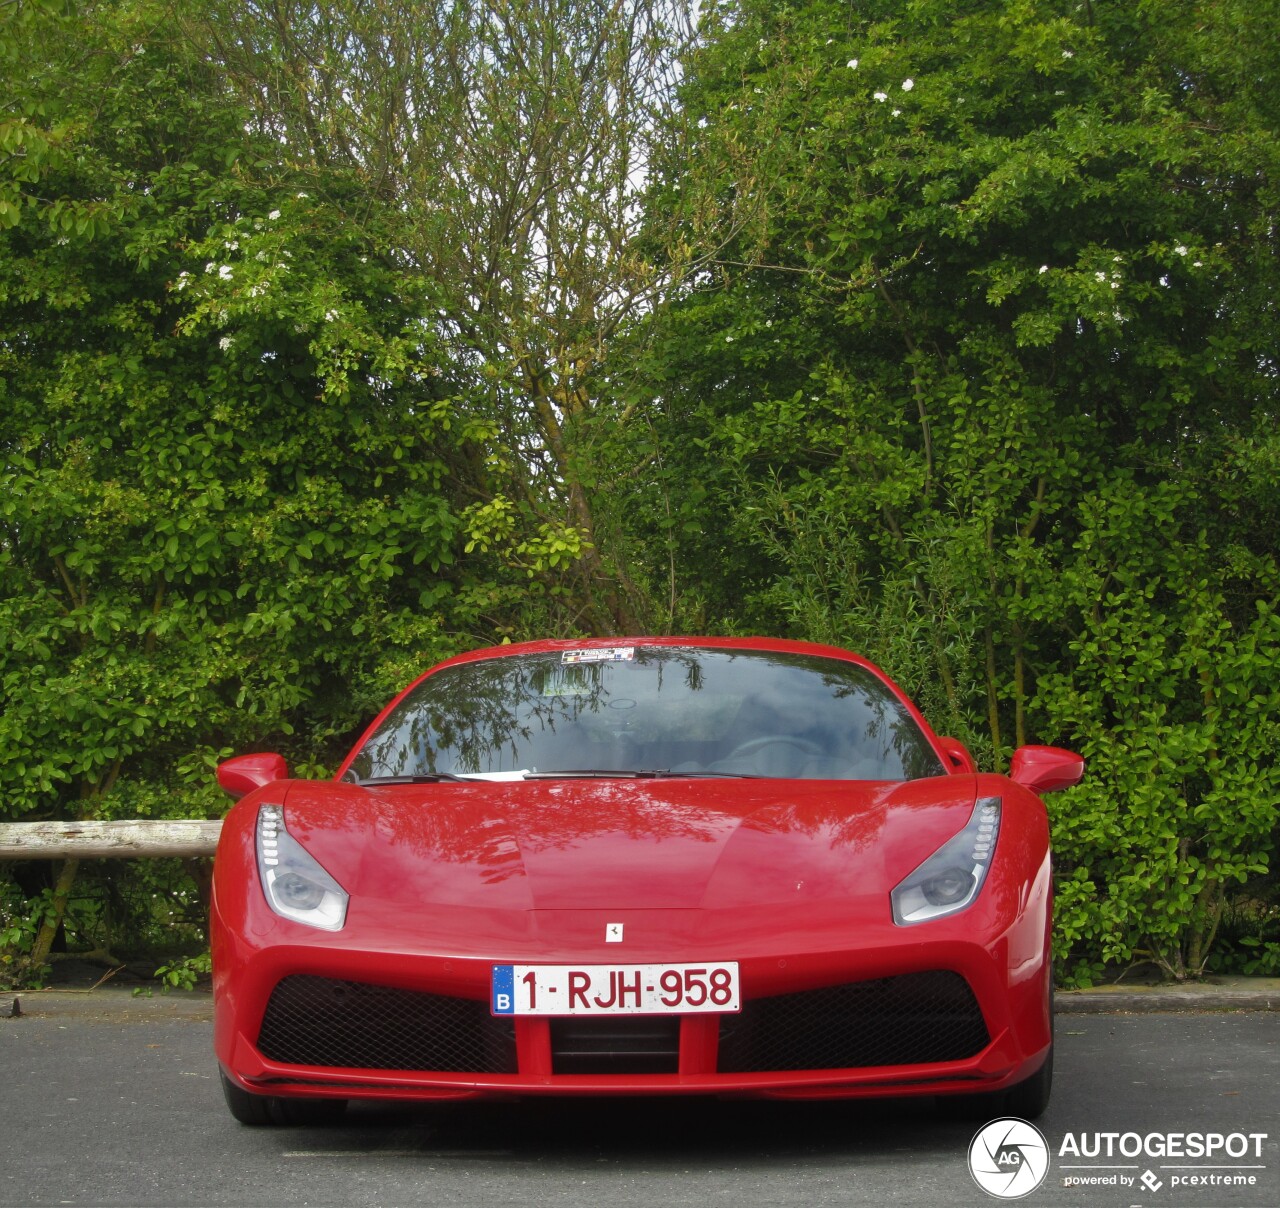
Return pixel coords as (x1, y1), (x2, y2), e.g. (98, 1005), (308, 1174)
(256, 804), (348, 931)
(891, 796), (1000, 926)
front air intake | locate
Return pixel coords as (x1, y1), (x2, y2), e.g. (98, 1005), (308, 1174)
(257, 975), (516, 1073)
(718, 971), (989, 1072)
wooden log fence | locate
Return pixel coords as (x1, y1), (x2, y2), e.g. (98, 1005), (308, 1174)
(0, 820), (222, 860)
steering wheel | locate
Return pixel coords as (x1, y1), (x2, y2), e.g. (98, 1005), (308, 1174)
(724, 736), (824, 762)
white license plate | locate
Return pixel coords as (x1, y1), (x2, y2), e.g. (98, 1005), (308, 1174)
(491, 962), (740, 1016)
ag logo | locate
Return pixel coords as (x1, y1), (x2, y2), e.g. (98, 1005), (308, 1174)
(968, 1118), (1050, 1199)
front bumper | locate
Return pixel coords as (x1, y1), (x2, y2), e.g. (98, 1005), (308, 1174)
(214, 898), (1052, 1102)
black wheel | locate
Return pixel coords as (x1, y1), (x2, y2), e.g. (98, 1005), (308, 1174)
(220, 1071), (348, 1126)
(1003, 980), (1055, 1120)
(1002, 1042), (1053, 1120)
(939, 984), (1053, 1121)
(937, 1043), (1052, 1122)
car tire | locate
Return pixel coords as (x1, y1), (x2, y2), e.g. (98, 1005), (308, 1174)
(1002, 979), (1055, 1119)
(937, 1042), (1053, 1122)
(993, 977), (1054, 1115)
(220, 1071), (348, 1126)
(940, 982), (1054, 1121)
(1001, 1041), (1053, 1119)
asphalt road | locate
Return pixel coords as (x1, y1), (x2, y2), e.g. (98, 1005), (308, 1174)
(2, 992), (1278, 1208)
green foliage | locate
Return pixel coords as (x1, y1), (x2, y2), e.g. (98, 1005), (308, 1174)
(3, 0), (1278, 984)
(1210, 896), (1280, 977)
(638, 0), (1280, 977)
(188, 0), (699, 634)
(1, 17), (466, 799)
(0, 878), (54, 985)
(0, 1), (507, 976)
(1038, 510), (1280, 982)
(153, 949), (212, 993)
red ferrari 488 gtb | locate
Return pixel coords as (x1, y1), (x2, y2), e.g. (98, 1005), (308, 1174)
(211, 637), (1083, 1124)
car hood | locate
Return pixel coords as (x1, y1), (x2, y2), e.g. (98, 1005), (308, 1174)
(280, 777), (980, 912)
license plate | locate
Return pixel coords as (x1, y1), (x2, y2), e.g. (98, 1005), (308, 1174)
(491, 962), (740, 1016)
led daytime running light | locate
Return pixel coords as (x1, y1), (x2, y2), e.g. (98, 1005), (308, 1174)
(891, 796), (1001, 926)
(255, 804), (349, 932)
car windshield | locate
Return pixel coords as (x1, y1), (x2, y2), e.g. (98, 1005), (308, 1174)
(345, 646), (945, 783)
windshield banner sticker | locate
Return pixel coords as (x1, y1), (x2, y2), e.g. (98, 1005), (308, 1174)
(561, 647), (635, 664)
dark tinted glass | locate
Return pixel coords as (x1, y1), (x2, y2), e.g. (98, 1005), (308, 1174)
(346, 647), (945, 782)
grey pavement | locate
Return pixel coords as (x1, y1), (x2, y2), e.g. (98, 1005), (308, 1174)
(2, 979), (1279, 1208)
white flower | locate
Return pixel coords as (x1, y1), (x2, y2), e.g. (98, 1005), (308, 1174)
(901, 78), (914, 91)
(892, 109), (901, 117)
(1062, 50), (1074, 59)
(268, 209), (281, 220)
(1193, 260), (1203, 267)
(218, 336), (233, 351)
(725, 335), (734, 343)
(847, 58), (858, 69)
(205, 261), (216, 274)
(224, 240), (238, 252)
(296, 191), (309, 199)
(324, 309), (339, 322)
(874, 91), (888, 102)
(1095, 272), (1107, 282)
(1039, 265), (1049, 274)
(174, 271), (191, 291)
(249, 283), (267, 297)
(218, 265), (233, 280)
(1174, 245), (1188, 256)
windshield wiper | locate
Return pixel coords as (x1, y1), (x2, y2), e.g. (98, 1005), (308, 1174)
(522, 769), (764, 780)
(355, 773), (470, 785)
(656, 770), (765, 778)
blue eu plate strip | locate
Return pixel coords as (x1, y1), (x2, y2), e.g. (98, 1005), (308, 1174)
(491, 964), (515, 1014)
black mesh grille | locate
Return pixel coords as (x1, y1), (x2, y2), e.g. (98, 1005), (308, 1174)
(257, 976), (516, 1073)
(551, 1015), (681, 1075)
(718, 971), (989, 1073)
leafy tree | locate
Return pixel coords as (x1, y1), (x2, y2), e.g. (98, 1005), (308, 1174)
(189, 0), (702, 632)
(4, 0), (1277, 985)
(0, 1), (490, 978)
(641, 0), (1280, 977)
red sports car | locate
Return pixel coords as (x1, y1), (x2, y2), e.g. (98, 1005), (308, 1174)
(211, 636), (1083, 1125)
